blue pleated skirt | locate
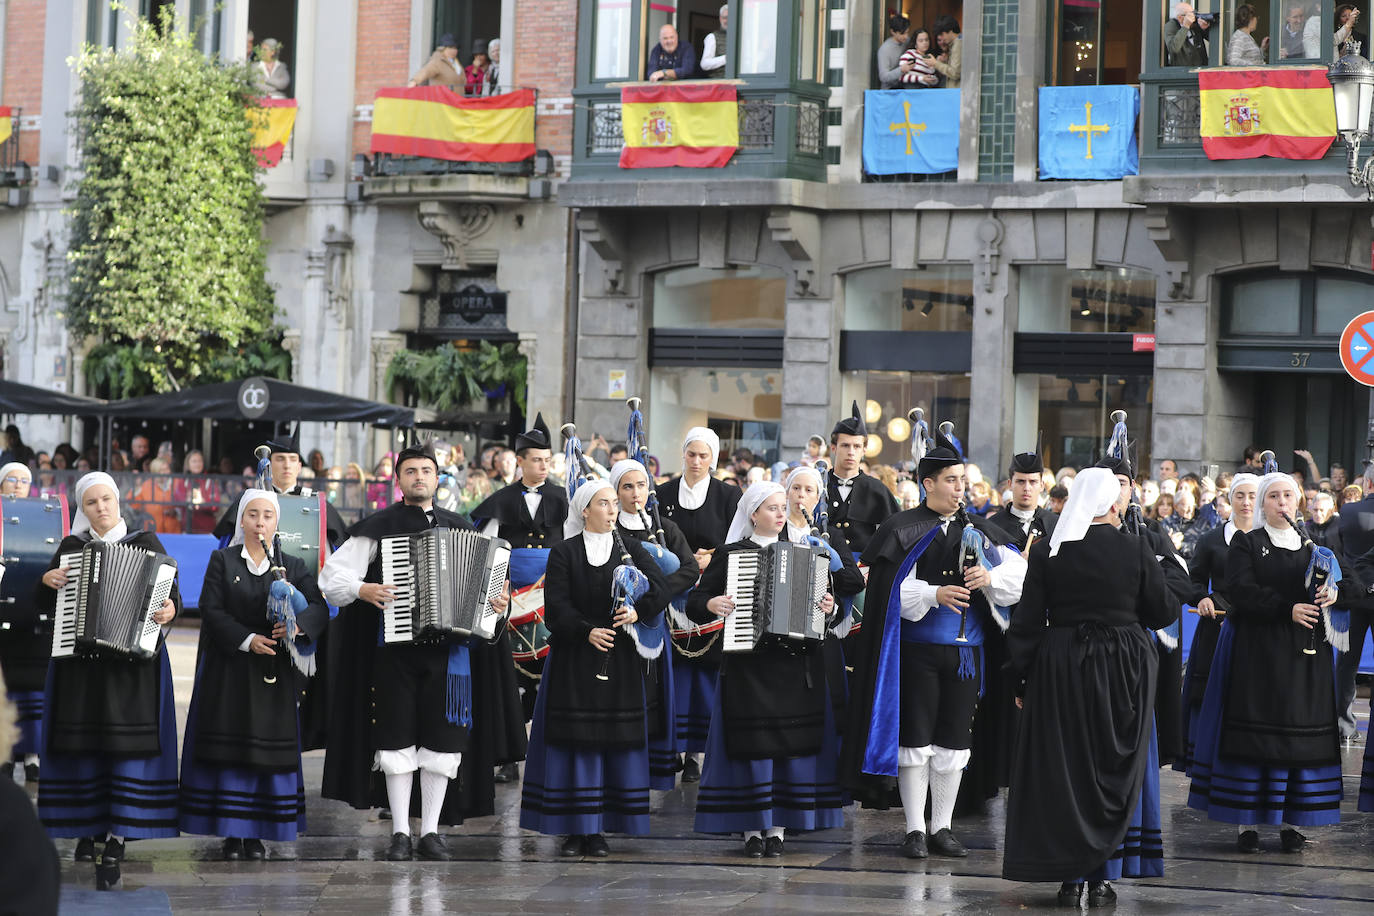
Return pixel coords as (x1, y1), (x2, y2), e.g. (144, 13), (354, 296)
(8, 688), (43, 758)
(178, 659), (306, 842)
(672, 652), (716, 754)
(1186, 624), (1342, 827)
(647, 651), (681, 791)
(520, 659), (651, 837)
(693, 675), (845, 835)
(1359, 737), (1374, 813)
(37, 652), (180, 839)
(1083, 730), (1163, 881)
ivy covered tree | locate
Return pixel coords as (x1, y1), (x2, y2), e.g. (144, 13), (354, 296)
(68, 12), (286, 396)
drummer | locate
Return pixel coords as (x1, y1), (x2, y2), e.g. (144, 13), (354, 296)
(0, 463), (44, 784)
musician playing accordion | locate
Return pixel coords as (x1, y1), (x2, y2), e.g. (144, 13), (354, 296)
(35, 472), (181, 891)
(689, 481), (845, 859)
(319, 441), (525, 863)
(839, 426), (1026, 862)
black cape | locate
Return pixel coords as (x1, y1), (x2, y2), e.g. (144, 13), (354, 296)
(35, 530), (183, 756)
(986, 506), (1058, 553)
(1183, 525), (1231, 716)
(1141, 524), (1190, 766)
(1002, 525), (1173, 882)
(826, 472), (900, 555)
(320, 502), (527, 825)
(470, 480), (568, 549)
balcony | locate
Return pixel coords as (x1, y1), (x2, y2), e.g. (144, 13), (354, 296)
(0, 107), (30, 203)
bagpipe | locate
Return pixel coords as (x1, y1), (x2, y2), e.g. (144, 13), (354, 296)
(1108, 412), (1180, 650)
(252, 446), (315, 683)
(622, 398), (679, 659)
(1266, 446), (1347, 657)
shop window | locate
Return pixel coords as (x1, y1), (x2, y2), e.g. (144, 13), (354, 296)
(843, 266), (974, 332)
(1020, 374), (1154, 473)
(1018, 265), (1156, 334)
(652, 266), (786, 329)
(838, 370), (971, 466)
(648, 368), (782, 464)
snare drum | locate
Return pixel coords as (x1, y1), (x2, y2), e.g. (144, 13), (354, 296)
(506, 547), (551, 662)
(0, 495), (70, 630)
(847, 560), (870, 634)
(275, 493), (328, 576)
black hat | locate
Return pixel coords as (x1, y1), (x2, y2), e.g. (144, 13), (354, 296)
(472, 39), (488, 56)
(1008, 431), (1044, 477)
(514, 412), (552, 453)
(832, 401), (867, 439)
(1095, 454), (1132, 479)
(917, 422), (963, 483)
(437, 33), (458, 49)
(396, 434), (439, 472)
(264, 424), (300, 457)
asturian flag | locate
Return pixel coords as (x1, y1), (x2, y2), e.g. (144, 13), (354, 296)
(1038, 85), (1139, 180)
(862, 89), (960, 175)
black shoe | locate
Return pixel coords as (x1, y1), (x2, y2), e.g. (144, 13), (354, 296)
(23, 762), (38, 783)
(95, 860), (121, 891)
(743, 836), (764, 858)
(900, 830), (929, 859)
(1057, 882), (1084, 906)
(102, 837), (125, 863)
(386, 832), (413, 861)
(682, 757), (701, 783)
(1237, 830), (1260, 854)
(560, 834), (585, 857)
(75, 836), (98, 863)
(243, 838), (267, 861)
(1280, 828), (1307, 853)
(927, 828), (968, 858)
(764, 836), (783, 858)
(0, 762), (12, 782)
(222, 837), (245, 861)
(495, 762), (519, 784)
(1087, 880), (1116, 907)
(416, 832), (454, 861)
(584, 834), (610, 858)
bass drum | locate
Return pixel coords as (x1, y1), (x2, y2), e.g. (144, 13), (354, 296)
(275, 493), (328, 576)
(0, 495), (70, 631)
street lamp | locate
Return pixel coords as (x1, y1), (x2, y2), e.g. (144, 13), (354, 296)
(1327, 50), (1374, 197)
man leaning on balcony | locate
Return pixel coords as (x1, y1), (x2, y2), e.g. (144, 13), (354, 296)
(409, 33), (464, 88)
(1165, 2), (1212, 67)
(649, 25), (697, 82)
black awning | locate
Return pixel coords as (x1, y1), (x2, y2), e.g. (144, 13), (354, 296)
(0, 379), (109, 415)
(106, 378), (413, 427)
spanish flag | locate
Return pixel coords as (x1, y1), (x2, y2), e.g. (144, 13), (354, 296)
(1198, 67), (1336, 160)
(0, 107), (12, 146)
(248, 98), (297, 168)
(370, 88), (535, 162)
(619, 83), (739, 169)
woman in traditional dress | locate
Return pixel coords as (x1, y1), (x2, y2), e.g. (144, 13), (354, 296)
(179, 489), (328, 860)
(1187, 471), (1344, 854)
(520, 479), (668, 856)
(35, 472), (180, 890)
(1002, 468), (1174, 906)
(691, 481), (844, 858)
(0, 462), (45, 784)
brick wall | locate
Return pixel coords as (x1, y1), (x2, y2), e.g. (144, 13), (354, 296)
(352, 0), (412, 159)
(512, 0), (576, 161)
(3, 0), (46, 166)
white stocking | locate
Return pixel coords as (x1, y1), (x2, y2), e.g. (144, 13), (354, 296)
(419, 768), (449, 837)
(897, 763), (930, 834)
(385, 770), (413, 836)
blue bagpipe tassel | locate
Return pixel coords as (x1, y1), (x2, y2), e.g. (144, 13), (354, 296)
(960, 525), (1013, 631)
(1154, 617), (1181, 652)
(445, 643), (473, 728)
(1306, 546), (1349, 653)
(268, 577), (317, 676)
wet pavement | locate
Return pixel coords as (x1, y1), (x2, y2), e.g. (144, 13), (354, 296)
(26, 622), (1374, 914)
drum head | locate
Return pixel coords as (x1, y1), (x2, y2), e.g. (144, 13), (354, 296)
(274, 493), (328, 575)
(0, 495), (70, 622)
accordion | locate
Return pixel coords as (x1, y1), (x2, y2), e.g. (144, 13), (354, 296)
(51, 541), (178, 660)
(722, 541), (829, 652)
(381, 529), (511, 644)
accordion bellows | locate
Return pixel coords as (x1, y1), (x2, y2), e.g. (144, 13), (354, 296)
(52, 541), (177, 660)
(381, 529), (511, 644)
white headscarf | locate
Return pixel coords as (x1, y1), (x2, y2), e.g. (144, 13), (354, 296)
(72, 471), (127, 541)
(1256, 471), (1302, 549)
(725, 481), (785, 544)
(681, 427), (720, 471)
(565, 478), (615, 539)
(0, 462), (31, 488)
(228, 488), (280, 547)
(1048, 467), (1121, 557)
(610, 459), (649, 529)
(1229, 472), (1260, 500)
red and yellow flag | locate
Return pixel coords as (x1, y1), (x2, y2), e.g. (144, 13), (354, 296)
(248, 98), (298, 168)
(370, 88), (535, 162)
(619, 83), (739, 169)
(0, 107), (12, 146)
(1198, 67), (1336, 160)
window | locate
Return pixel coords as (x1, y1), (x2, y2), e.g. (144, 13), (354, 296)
(248, 0), (298, 98)
(739, 0), (779, 73)
(1018, 266), (1156, 334)
(433, 1), (503, 72)
(797, 0), (829, 81)
(1223, 270), (1374, 337)
(839, 371), (972, 465)
(652, 266), (786, 329)
(649, 368), (782, 464)
(1225, 275), (1303, 335)
(1052, 0), (1143, 85)
(1024, 374), (1154, 472)
(843, 266), (974, 332)
(594, 0), (635, 79)
(87, 0), (117, 47)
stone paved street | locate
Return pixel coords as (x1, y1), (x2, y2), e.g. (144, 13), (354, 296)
(32, 622), (1374, 914)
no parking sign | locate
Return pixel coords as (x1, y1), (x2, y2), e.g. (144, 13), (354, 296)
(1339, 311), (1374, 386)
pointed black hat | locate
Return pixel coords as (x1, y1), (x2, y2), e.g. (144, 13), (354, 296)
(1009, 431), (1044, 476)
(515, 412), (552, 453)
(264, 424), (300, 457)
(832, 400), (867, 439)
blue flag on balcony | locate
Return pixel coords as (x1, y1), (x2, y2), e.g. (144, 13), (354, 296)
(1038, 85), (1139, 180)
(862, 89), (960, 176)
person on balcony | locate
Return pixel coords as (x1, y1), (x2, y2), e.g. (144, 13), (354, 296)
(252, 38), (291, 99)
(900, 30), (942, 88)
(1226, 5), (1269, 65)
(465, 41), (491, 97)
(877, 15), (911, 89)
(701, 5), (728, 79)
(1335, 4), (1367, 58)
(648, 24), (697, 82)
(408, 33), (463, 89)
(1165, 2), (1212, 67)
(1279, 4), (1309, 58)
(486, 39), (501, 94)
(927, 15), (962, 89)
